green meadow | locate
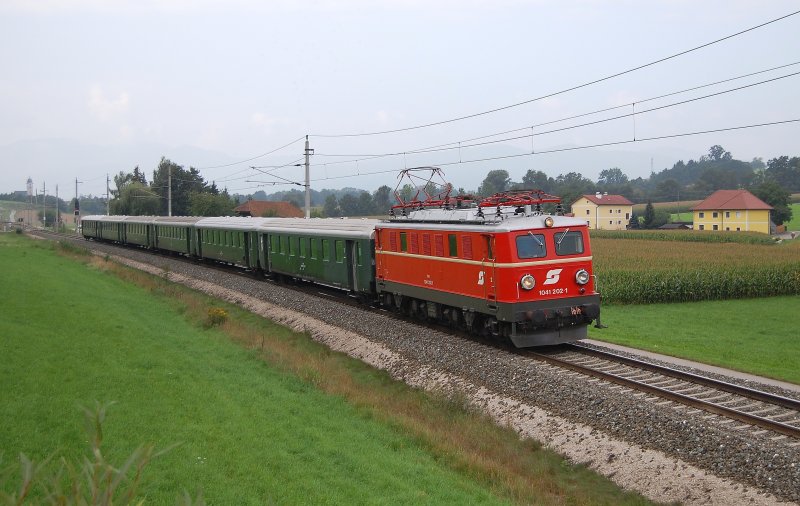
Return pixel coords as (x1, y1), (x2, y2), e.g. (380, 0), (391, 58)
(0, 233), (648, 505)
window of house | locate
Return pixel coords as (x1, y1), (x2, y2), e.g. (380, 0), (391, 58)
(712, 224), (719, 231)
(609, 220), (613, 225)
(736, 212), (741, 218)
(516, 234), (546, 259)
(726, 227), (730, 231)
(712, 212), (718, 218)
(699, 225), (705, 230)
(699, 212), (705, 218)
(725, 211), (730, 218)
(625, 213), (630, 219)
(586, 209), (590, 215)
(736, 227), (741, 231)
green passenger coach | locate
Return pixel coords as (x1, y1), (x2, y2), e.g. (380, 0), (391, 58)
(259, 219), (378, 296)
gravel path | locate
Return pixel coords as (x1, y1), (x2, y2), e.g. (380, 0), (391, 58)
(67, 237), (800, 505)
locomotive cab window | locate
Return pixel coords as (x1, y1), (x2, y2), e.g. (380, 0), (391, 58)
(448, 234), (458, 257)
(555, 230), (584, 256)
(516, 233), (546, 259)
(399, 232), (407, 252)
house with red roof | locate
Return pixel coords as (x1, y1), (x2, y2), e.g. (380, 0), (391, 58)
(691, 189), (772, 234)
(234, 200), (303, 218)
(570, 193), (634, 230)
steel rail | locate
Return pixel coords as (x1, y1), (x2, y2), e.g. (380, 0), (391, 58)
(568, 343), (800, 411)
(527, 348), (800, 439)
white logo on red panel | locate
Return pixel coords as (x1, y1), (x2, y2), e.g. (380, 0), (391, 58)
(542, 268), (562, 285)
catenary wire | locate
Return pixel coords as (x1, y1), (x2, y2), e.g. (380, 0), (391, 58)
(310, 10), (800, 138)
(310, 69), (800, 163)
(296, 118), (800, 185)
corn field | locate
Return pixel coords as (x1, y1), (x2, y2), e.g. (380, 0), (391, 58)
(592, 237), (800, 304)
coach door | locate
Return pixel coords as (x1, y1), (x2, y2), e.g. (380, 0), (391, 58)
(481, 234), (497, 305)
(346, 240), (358, 292)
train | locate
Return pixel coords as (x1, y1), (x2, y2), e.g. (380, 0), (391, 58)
(81, 186), (601, 347)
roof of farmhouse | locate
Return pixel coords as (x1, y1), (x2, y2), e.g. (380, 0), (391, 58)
(234, 200), (304, 218)
(574, 194), (634, 206)
(691, 190), (773, 211)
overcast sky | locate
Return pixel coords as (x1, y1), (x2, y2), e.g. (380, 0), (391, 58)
(1, 0), (798, 198)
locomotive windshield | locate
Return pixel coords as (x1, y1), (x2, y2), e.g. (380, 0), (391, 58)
(516, 233), (546, 259)
(555, 231), (584, 256)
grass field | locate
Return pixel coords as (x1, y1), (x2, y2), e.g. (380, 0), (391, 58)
(784, 203), (800, 231)
(0, 233), (648, 505)
(588, 296), (800, 384)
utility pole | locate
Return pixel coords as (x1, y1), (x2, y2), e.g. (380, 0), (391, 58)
(56, 184), (60, 230)
(304, 135), (313, 219)
(106, 174), (110, 216)
(42, 182), (46, 228)
(74, 177), (82, 230)
(168, 165), (172, 217)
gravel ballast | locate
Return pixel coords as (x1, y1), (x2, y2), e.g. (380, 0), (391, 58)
(62, 237), (800, 505)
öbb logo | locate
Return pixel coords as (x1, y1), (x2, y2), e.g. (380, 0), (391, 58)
(542, 268), (562, 285)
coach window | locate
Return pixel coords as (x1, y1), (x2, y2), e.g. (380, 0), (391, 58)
(400, 232), (407, 252)
(356, 243), (363, 265)
(555, 231), (584, 256)
(322, 239), (330, 261)
(299, 237), (307, 258)
(335, 240), (344, 263)
(516, 234), (546, 259)
(281, 236), (288, 255)
(289, 236), (296, 256)
(310, 238), (318, 259)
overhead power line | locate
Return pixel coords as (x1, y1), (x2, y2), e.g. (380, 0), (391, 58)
(310, 9), (800, 138)
(310, 67), (800, 164)
(301, 118), (800, 184)
(194, 136), (306, 170)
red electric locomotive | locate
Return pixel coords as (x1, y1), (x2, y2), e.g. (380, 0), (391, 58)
(374, 169), (600, 347)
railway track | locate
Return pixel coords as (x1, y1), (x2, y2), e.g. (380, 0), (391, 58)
(529, 343), (800, 440)
(34, 229), (800, 440)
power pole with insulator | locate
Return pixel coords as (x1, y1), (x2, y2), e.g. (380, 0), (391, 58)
(304, 135), (313, 219)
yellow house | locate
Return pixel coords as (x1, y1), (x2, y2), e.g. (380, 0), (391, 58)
(691, 189), (772, 234)
(570, 193), (633, 230)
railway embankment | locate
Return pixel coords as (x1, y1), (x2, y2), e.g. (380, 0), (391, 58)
(53, 233), (799, 506)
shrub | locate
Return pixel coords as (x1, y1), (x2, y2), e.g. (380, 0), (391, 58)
(206, 307), (228, 327)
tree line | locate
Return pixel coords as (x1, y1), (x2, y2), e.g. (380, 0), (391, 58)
(5, 145), (795, 225)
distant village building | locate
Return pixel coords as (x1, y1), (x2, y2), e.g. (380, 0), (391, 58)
(570, 193), (633, 230)
(691, 189), (772, 234)
(234, 200), (303, 218)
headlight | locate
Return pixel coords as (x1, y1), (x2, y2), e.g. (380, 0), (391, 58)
(575, 269), (590, 285)
(544, 216), (554, 228)
(520, 274), (535, 290)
